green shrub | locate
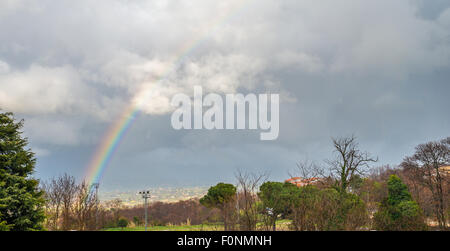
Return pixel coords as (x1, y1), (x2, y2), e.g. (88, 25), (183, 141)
(117, 217), (129, 229)
(374, 175), (427, 231)
(288, 185), (368, 231)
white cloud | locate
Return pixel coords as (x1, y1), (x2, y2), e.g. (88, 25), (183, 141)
(132, 53), (267, 115)
(0, 60), (10, 74)
(275, 51), (324, 73)
(0, 64), (91, 114)
(0, 0), (24, 13)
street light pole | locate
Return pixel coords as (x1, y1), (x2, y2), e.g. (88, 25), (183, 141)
(139, 190), (151, 231)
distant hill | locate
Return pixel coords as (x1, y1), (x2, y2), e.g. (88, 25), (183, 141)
(99, 187), (209, 206)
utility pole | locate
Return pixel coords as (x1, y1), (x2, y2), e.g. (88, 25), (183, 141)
(139, 190), (151, 231)
(92, 183), (99, 200)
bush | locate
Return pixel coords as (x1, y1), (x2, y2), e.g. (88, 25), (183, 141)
(374, 175), (427, 231)
(117, 217), (129, 229)
(133, 216), (141, 226)
(288, 185), (368, 231)
(340, 192), (369, 230)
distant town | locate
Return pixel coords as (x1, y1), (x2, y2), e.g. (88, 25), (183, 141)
(99, 187), (210, 206)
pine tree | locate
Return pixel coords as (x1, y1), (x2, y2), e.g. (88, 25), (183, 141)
(0, 111), (45, 231)
(200, 183), (236, 230)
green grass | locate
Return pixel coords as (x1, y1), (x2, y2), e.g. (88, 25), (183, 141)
(104, 224), (224, 231)
(103, 220), (292, 231)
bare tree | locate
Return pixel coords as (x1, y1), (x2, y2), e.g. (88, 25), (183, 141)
(58, 174), (77, 230)
(41, 174), (107, 230)
(105, 198), (123, 225)
(326, 136), (377, 194)
(401, 137), (449, 230)
(290, 160), (325, 179)
(73, 181), (100, 230)
(41, 174), (79, 230)
(41, 179), (63, 230)
(235, 170), (268, 230)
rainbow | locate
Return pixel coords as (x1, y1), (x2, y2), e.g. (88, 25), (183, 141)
(84, 0), (253, 186)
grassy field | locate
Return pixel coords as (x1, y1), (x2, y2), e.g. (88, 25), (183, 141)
(104, 224), (224, 231)
(104, 220), (292, 231)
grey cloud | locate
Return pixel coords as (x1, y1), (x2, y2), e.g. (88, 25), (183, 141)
(0, 0), (449, 187)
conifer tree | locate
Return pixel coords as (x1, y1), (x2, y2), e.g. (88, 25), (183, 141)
(0, 111), (45, 231)
(374, 175), (426, 230)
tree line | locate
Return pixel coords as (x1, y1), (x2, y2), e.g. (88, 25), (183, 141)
(113, 136), (449, 231)
(197, 135), (449, 231)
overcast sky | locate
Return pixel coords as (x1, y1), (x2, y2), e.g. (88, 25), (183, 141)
(1, 0), (449, 191)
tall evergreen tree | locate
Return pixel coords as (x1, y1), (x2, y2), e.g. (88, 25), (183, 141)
(0, 111), (45, 231)
(374, 175), (426, 231)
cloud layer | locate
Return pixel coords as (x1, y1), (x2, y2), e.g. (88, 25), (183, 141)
(1, 0), (450, 188)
